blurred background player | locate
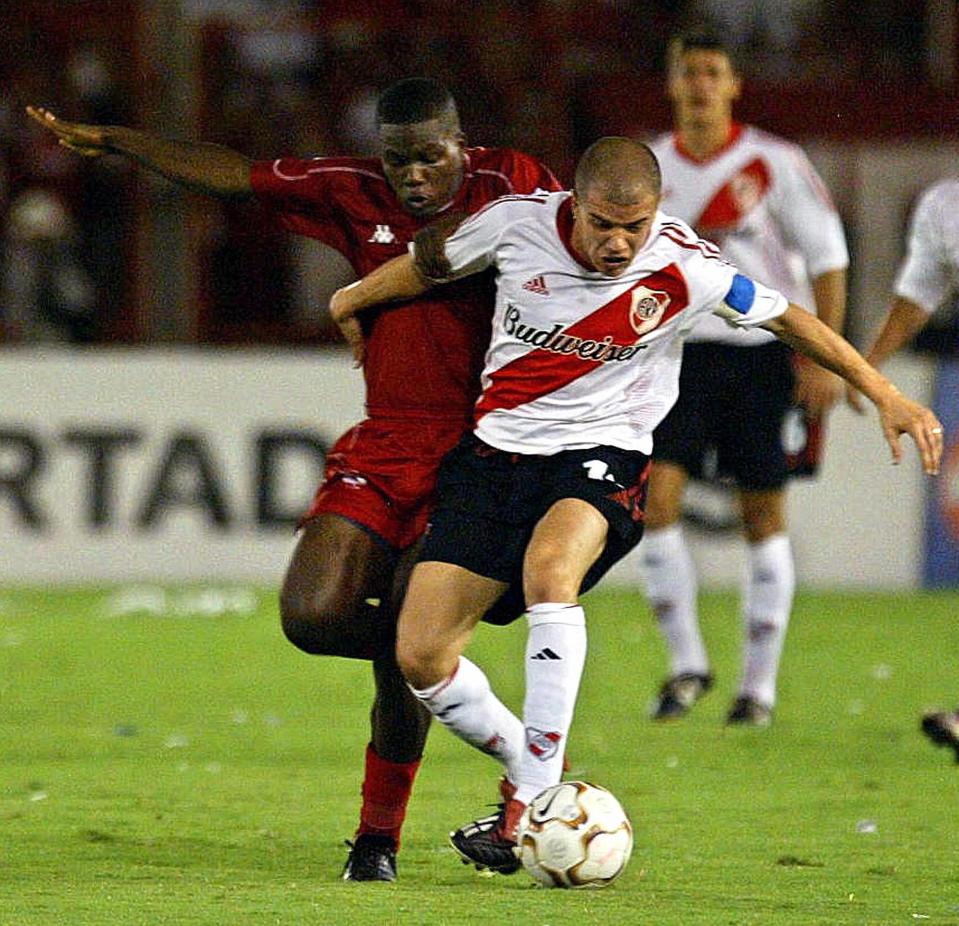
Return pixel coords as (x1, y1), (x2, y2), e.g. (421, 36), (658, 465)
(853, 178), (959, 380)
(848, 176), (959, 760)
(27, 78), (560, 880)
(641, 28), (849, 726)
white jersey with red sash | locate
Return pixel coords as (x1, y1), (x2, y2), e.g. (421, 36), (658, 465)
(649, 124), (848, 346)
(424, 190), (788, 455)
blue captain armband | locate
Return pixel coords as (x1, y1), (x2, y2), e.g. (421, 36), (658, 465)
(724, 273), (756, 314)
(715, 273), (789, 326)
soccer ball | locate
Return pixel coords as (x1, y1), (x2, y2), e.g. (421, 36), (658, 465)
(516, 780), (633, 889)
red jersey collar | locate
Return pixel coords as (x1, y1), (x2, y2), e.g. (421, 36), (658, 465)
(556, 195), (595, 271)
(673, 122), (744, 164)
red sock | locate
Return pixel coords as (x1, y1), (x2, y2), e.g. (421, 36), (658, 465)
(356, 743), (421, 849)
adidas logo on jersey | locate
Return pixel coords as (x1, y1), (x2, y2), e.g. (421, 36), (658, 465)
(522, 275), (550, 295)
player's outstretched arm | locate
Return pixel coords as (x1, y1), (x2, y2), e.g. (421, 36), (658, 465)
(25, 106), (253, 198)
(329, 254), (431, 323)
(328, 254), (432, 365)
(764, 304), (943, 475)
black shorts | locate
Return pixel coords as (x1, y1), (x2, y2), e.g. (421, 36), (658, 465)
(421, 433), (650, 587)
(653, 341), (806, 491)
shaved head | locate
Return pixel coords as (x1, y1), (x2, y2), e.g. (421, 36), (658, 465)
(569, 138), (661, 276)
(574, 137), (661, 205)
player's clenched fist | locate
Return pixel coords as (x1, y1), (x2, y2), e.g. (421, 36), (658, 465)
(25, 106), (108, 157)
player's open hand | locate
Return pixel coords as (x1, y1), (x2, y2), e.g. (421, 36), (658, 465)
(26, 106), (108, 157)
(329, 283), (366, 366)
(875, 390), (943, 476)
(337, 315), (365, 367)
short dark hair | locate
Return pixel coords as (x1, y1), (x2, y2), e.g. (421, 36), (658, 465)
(575, 137), (661, 204)
(667, 27), (737, 73)
(375, 77), (459, 126)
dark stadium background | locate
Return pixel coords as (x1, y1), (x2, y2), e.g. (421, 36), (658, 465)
(2, 0), (956, 349)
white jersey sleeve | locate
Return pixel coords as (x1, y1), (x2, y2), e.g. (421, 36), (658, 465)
(657, 218), (789, 331)
(422, 195), (547, 281)
(766, 144), (848, 278)
(893, 180), (959, 314)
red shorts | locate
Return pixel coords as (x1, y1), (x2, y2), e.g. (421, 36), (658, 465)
(299, 416), (472, 549)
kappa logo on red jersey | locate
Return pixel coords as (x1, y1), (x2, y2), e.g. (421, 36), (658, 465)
(367, 224), (397, 244)
(522, 275), (550, 296)
(629, 286), (671, 337)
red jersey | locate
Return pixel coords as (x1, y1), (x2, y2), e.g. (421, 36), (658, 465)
(250, 148), (561, 420)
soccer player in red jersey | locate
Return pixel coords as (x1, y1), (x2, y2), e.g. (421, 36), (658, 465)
(27, 78), (560, 881)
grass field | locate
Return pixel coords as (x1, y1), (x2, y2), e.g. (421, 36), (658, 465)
(2, 585), (958, 925)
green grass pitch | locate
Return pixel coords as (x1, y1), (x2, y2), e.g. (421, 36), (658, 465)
(2, 585), (958, 925)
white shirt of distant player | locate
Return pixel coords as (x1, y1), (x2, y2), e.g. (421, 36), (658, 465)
(428, 190), (788, 455)
(893, 178), (959, 314)
(650, 124), (848, 346)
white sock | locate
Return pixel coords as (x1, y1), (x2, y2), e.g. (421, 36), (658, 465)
(515, 603), (587, 807)
(410, 656), (524, 778)
(739, 533), (794, 707)
(641, 524), (709, 677)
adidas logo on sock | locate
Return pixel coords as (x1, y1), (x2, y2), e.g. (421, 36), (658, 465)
(530, 647), (562, 660)
(522, 275), (549, 296)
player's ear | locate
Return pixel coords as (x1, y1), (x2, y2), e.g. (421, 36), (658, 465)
(664, 70), (679, 104)
(730, 72), (743, 102)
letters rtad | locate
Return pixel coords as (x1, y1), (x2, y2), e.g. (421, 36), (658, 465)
(0, 428), (327, 531)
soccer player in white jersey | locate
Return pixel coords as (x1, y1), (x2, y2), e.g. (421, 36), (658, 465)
(855, 179), (959, 372)
(848, 177), (959, 760)
(641, 29), (851, 726)
(329, 137), (942, 873)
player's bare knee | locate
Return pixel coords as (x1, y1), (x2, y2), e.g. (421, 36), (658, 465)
(524, 556), (580, 605)
(395, 636), (442, 691)
(279, 586), (344, 655)
(740, 490), (786, 542)
(644, 484), (682, 531)
(645, 465), (685, 528)
(279, 600), (323, 654)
